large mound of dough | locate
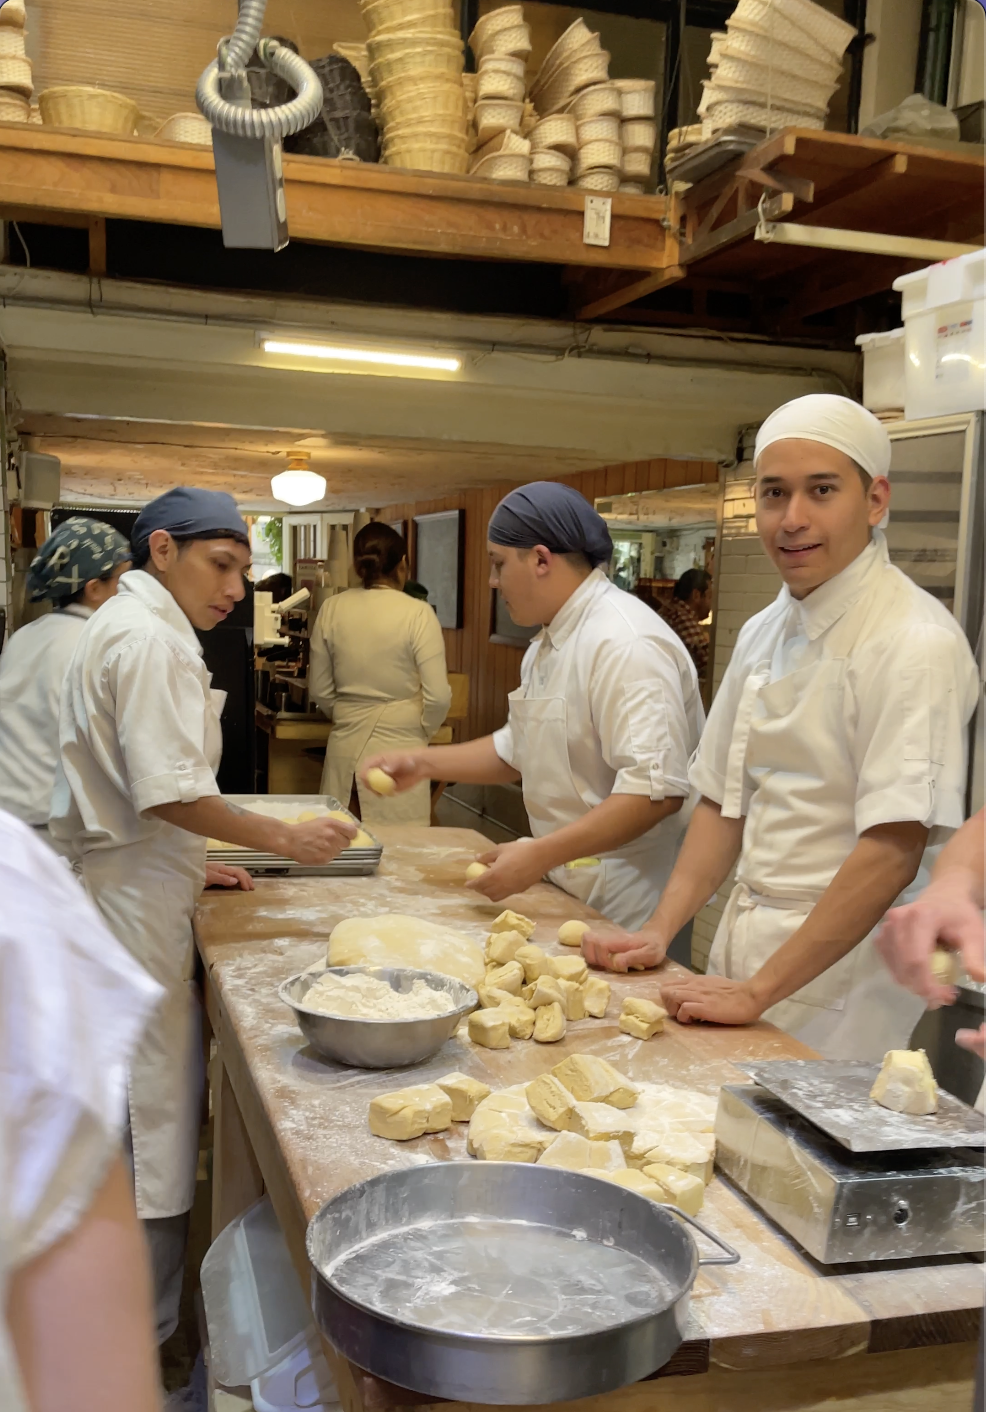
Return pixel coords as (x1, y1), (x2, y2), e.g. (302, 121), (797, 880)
(328, 913), (485, 989)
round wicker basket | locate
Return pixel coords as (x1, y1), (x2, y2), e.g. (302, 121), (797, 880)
(469, 149), (530, 182)
(529, 112), (577, 155)
(369, 43), (464, 85)
(0, 55), (31, 97)
(530, 166), (569, 187)
(614, 79), (656, 118)
(536, 50), (610, 116)
(619, 181), (646, 194)
(708, 31), (727, 67)
(384, 140), (468, 173)
(530, 148), (571, 173)
(361, 0), (453, 34)
(534, 18), (596, 89)
(474, 97), (523, 144)
(704, 95), (825, 132)
(0, 0), (25, 28)
(729, 0), (849, 59)
(564, 83), (620, 121)
(381, 82), (465, 121)
(155, 111), (212, 145)
(723, 25), (842, 83)
(714, 54), (836, 110)
(475, 23), (531, 60)
(576, 114), (620, 145)
(576, 137), (622, 176)
(0, 89), (28, 122)
(383, 116), (467, 148)
(620, 148), (652, 179)
(477, 67), (525, 102)
(469, 4), (524, 49)
(0, 29), (25, 59)
(621, 118), (656, 153)
(39, 85), (140, 134)
(576, 168), (619, 191)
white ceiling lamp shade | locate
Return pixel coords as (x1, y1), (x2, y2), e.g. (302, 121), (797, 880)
(271, 453), (326, 506)
(260, 337), (461, 373)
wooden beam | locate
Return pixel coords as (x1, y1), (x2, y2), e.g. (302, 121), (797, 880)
(577, 264), (686, 320)
(87, 216), (106, 276)
(682, 195), (795, 265)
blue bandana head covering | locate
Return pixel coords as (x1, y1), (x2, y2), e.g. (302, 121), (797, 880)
(488, 481), (613, 568)
(132, 487), (250, 556)
(28, 516), (131, 602)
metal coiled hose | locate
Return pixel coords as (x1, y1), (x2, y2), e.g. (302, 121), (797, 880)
(196, 0), (322, 140)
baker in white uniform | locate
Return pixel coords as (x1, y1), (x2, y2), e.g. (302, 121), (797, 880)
(364, 481), (704, 930)
(584, 396), (980, 1060)
(50, 487), (355, 1346)
(0, 516), (131, 843)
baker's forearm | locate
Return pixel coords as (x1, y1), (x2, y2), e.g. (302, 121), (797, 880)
(149, 796), (292, 853)
(411, 736), (521, 784)
(534, 793), (681, 873)
(647, 797), (745, 939)
(749, 822), (928, 1009)
(929, 807), (985, 905)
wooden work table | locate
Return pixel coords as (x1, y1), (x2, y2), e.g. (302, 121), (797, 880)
(194, 827), (982, 1412)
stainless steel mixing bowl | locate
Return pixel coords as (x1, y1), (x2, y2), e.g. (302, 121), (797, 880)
(278, 965), (477, 1068)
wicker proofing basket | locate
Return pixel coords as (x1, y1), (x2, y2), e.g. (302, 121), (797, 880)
(533, 18), (596, 90)
(384, 140), (468, 172)
(614, 78), (656, 117)
(360, 0), (452, 33)
(531, 166), (569, 187)
(469, 4), (524, 50)
(729, 0), (834, 58)
(773, 0), (856, 55)
(155, 111), (212, 145)
(531, 147), (571, 173)
(533, 35), (602, 99)
(383, 117), (467, 147)
(577, 167), (619, 191)
(621, 118), (656, 153)
(0, 29), (25, 58)
(619, 181), (646, 193)
(369, 45), (463, 85)
(0, 55), (31, 97)
(565, 82), (620, 121)
(0, 89), (28, 121)
(475, 23), (531, 61)
(469, 149), (530, 182)
(708, 31), (727, 67)
(39, 84), (140, 133)
(701, 76), (828, 118)
(0, 0), (25, 27)
(704, 95), (825, 132)
(477, 67), (525, 102)
(474, 97), (523, 143)
(576, 138), (622, 176)
(723, 25), (842, 83)
(576, 114), (620, 145)
(381, 82), (465, 121)
(530, 112), (577, 155)
(537, 50), (611, 116)
(714, 54), (836, 109)
(620, 148), (652, 179)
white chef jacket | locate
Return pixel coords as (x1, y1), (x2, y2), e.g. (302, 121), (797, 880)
(0, 605), (92, 827)
(0, 811), (160, 1412)
(493, 569), (704, 929)
(690, 532), (980, 1058)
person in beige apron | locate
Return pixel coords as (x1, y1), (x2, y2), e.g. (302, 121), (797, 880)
(309, 521), (451, 827)
(50, 489), (355, 1347)
(363, 482), (704, 930)
(584, 396), (980, 1060)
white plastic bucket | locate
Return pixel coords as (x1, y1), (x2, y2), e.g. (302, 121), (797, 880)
(855, 327), (905, 413)
(894, 251), (986, 421)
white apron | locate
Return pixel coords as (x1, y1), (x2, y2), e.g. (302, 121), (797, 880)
(708, 571), (925, 1061)
(319, 692), (431, 827)
(506, 693), (686, 932)
(82, 687), (225, 1220)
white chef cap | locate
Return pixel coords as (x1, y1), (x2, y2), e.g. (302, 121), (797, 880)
(754, 393), (891, 528)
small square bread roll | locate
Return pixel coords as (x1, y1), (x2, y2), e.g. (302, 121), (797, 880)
(485, 929), (529, 966)
(642, 1162), (705, 1215)
(369, 1084), (453, 1140)
(551, 1054), (638, 1108)
(596, 1168), (667, 1202)
(548, 954), (589, 985)
(436, 1072), (491, 1121)
(558, 919), (590, 947)
(619, 996), (667, 1039)
(485, 960), (525, 995)
(515, 943), (551, 983)
(524, 975), (565, 1008)
(568, 1101), (635, 1150)
(557, 978), (586, 1021)
(468, 1009), (511, 1048)
(583, 975), (611, 1018)
(537, 1132), (626, 1172)
(526, 1072), (577, 1130)
(490, 909), (536, 939)
(533, 1001), (566, 1042)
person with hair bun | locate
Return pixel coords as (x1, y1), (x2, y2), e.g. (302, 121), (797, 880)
(309, 521), (451, 825)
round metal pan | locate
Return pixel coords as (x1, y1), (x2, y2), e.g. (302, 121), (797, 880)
(307, 1161), (739, 1404)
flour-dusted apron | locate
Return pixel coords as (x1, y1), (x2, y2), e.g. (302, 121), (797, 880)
(82, 687), (224, 1220)
(708, 574), (926, 1062)
(505, 693), (685, 932)
(320, 692), (431, 827)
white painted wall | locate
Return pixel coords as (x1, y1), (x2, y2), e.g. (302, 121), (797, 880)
(858, 0), (924, 129)
(956, 0), (986, 106)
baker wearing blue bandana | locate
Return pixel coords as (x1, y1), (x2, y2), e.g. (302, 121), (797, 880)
(363, 481), (705, 929)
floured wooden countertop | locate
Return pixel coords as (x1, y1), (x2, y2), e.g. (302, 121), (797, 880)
(194, 826), (984, 1377)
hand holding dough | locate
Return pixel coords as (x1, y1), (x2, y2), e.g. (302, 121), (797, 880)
(366, 766), (397, 796)
(466, 861), (489, 881)
(930, 947), (961, 986)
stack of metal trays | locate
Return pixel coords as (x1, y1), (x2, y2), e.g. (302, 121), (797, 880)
(206, 794), (383, 877)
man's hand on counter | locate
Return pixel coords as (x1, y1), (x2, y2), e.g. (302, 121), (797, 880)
(205, 863), (255, 891)
(660, 973), (763, 1026)
(360, 752), (429, 793)
(277, 816), (357, 865)
(581, 928), (668, 972)
(467, 839), (549, 901)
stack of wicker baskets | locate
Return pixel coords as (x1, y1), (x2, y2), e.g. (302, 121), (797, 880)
(361, 0), (467, 174)
(468, 5), (533, 181)
(614, 80), (656, 193)
(0, 0), (31, 125)
(699, 0), (854, 138)
(530, 19), (621, 191)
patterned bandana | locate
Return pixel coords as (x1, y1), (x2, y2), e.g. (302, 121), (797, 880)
(28, 516), (131, 602)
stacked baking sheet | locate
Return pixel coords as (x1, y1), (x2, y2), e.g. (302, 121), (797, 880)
(206, 795), (383, 877)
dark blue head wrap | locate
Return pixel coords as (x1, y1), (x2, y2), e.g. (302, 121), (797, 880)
(28, 516), (131, 602)
(132, 488), (250, 556)
(487, 481), (613, 568)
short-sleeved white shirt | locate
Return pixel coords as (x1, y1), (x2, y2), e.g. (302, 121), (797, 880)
(0, 811), (160, 1410)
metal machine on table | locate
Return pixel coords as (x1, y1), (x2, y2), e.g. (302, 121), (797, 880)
(715, 1060), (985, 1265)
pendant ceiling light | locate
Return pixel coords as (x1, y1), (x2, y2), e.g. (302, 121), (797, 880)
(271, 453), (326, 507)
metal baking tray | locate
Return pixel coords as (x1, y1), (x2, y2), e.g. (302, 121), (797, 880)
(738, 1060), (986, 1154)
(308, 1162), (738, 1405)
(207, 794), (382, 877)
(664, 126), (763, 185)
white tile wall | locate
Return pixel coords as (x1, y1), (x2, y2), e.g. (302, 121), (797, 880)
(691, 463), (779, 972)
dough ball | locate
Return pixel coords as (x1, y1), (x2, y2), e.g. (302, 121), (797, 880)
(468, 1009), (511, 1049)
(369, 1084), (453, 1141)
(548, 954), (589, 985)
(558, 919), (589, 947)
(515, 943), (551, 983)
(485, 929), (528, 966)
(533, 1001), (566, 1043)
(366, 767), (397, 797)
(583, 976), (611, 1018)
(350, 828), (374, 849)
(466, 861), (489, 881)
(436, 1072), (491, 1122)
(328, 913), (485, 989)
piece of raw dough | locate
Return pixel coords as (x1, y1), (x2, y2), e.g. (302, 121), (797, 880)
(515, 943), (551, 983)
(548, 954), (589, 985)
(485, 960), (524, 995)
(595, 1168), (667, 1202)
(468, 1086), (555, 1161)
(619, 996), (666, 1039)
(930, 947), (961, 986)
(526, 1073), (577, 1131)
(490, 909), (536, 939)
(436, 1072), (491, 1121)
(558, 919), (589, 947)
(524, 975), (565, 1008)
(466, 861), (489, 881)
(533, 1001), (566, 1042)
(486, 929), (529, 966)
(369, 1084), (453, 1140)
(468, 1009), (511, 1049)
(642, 1162), (705, 1215)
(583, 976), (611, 1018)
(366, 766), (396, 796)
(500, 998), (537, 1040)
(551, 1054), (638, 1109)
(870, 1049), (938, 1115)
(636, 1132), (714, 1184)
(477, 983), (515, 1009)
(328, 913), (485, 989)
(537, 1132), (626, 1171)
(568, 1102), (635, 1150)
(557, 978), (586, 1021)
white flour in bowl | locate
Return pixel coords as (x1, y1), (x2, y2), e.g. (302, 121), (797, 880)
(303, 971), (456, 1020)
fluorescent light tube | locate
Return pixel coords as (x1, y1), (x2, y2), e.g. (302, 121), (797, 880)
(261, 339), (461, 372)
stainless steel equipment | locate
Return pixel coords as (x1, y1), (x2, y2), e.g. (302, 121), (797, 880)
(206, 794), (382, 876)
(715, 1066), (986, 1265)
(279, 966), (476, 1069)
(307, 1162), (739, 1405)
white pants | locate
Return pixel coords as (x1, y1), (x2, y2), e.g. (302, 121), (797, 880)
(125, 1122), (192, 1345)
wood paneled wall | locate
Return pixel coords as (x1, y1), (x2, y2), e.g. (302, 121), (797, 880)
(379, 457), (719, 742)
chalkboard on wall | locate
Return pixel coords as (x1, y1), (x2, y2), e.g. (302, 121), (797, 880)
(413, 509), (464, 629)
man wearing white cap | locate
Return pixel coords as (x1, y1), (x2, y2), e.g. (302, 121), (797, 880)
(583, 394), (979, 1060)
